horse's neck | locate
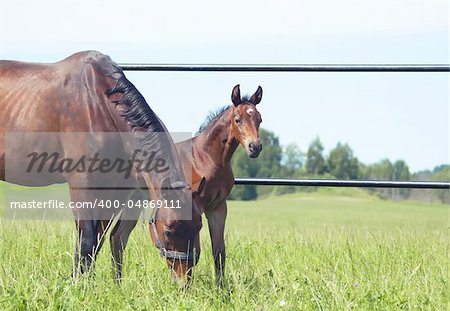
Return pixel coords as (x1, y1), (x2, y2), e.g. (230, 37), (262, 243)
(196, 115), (238, 166)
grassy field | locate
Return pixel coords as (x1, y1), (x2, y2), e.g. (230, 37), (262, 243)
(0, 187), (448, 310)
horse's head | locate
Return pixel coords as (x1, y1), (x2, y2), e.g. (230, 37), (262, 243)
(149, 176), (205, 287)
(230, 85), (263, 158)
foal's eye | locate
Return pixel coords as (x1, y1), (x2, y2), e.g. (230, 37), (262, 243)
(235, 118), (241, 124)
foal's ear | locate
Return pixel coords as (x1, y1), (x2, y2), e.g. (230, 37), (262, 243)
(249, 86), (263, 105)
(231, 84), (241, 106)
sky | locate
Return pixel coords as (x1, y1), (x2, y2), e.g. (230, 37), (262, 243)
(0, 0), (448, 173)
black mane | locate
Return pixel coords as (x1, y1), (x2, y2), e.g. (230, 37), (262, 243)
(85, 52), (166, 134)
(106, 75), (166, 133)
(196, 94), (252, 135)
(241, 95), (251, 102)
(87, 52), (184, 183)
(196, 105), (230, 135)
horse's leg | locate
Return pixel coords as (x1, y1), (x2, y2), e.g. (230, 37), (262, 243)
(94, 190), (131, 258)
(70, 186), (116, 276)
(94, 219), (114, 259)
(73, 218), (97, 275)
(73, 219), (114, 276)
(206, 201), (227, 286)
(109, 190), (143, 281)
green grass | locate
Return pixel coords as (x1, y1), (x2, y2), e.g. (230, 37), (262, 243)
(0, 187), (448, 310)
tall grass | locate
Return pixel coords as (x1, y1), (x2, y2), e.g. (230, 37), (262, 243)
(0, 189), (448, 310)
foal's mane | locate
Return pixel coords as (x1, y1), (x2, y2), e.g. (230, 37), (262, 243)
(196, 95), (252, 135)
(196, 105), (230, 135)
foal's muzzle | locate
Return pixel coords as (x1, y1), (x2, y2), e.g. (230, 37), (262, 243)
(248, 142), (262, 158)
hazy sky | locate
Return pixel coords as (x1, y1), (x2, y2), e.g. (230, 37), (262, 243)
(0, 0), (448, 172)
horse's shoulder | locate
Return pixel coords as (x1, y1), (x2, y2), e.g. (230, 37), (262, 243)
(63, 50), (108, 64)
(62, 51), (123, 79)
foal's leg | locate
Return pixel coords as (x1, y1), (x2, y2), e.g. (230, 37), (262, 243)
(206, 201), (227, 286)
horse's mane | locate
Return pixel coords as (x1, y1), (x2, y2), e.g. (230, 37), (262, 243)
(196, 95), (252, 135)
(83, 52), (164, 134)
(196, 105), (231, 135)
(106, 75), (166, 133)
(86, 52), (183, 182)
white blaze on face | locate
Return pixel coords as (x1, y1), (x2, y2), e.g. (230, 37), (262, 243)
(246, 108), (254, 116)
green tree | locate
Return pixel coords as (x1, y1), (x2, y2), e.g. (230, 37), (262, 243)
(392, 160), (411, 199)
(392, 160), (410, 181)
(230, 128), (282, 200)
(411, 164), (449, 203)
(276, 143), (305, 195)
(230, 149), (258, 200)
(432, 165), (450, 203)
(282, 143), (304, 177)
(327, 143), (359, 179)
(255, 128), (282, 178)
(366, 159), (393, 180)
(305, 138), (327, 176)
(365, 159), (394, 198)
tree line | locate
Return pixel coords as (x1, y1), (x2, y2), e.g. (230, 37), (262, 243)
(230, 128), (449, 203)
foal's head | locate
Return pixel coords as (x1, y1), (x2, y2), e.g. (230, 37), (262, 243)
(230, 85), (263, 158)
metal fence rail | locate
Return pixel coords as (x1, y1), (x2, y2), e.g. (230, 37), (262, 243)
(234, 178), (450, 190)
(120, 64), (450, 72)
(119, 62), (449, 190)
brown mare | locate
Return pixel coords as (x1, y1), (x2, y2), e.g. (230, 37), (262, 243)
(175, 84), (263, 284)
(0, 51), (203, 284)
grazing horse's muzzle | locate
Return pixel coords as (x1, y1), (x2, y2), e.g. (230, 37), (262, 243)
(248, 142), (262, 158)
(150, 216), (199, 287)
(149, 217), (197, 263)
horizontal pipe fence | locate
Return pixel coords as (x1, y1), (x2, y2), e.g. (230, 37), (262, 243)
(120, 62), (450, 190)
(120, 64), (450, 72)
(234, 178), (450, 190)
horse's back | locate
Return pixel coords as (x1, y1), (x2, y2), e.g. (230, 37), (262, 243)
(0, 51), (124, 183)
(0, 50), (113, 79)
(0, 51), (121, 131)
